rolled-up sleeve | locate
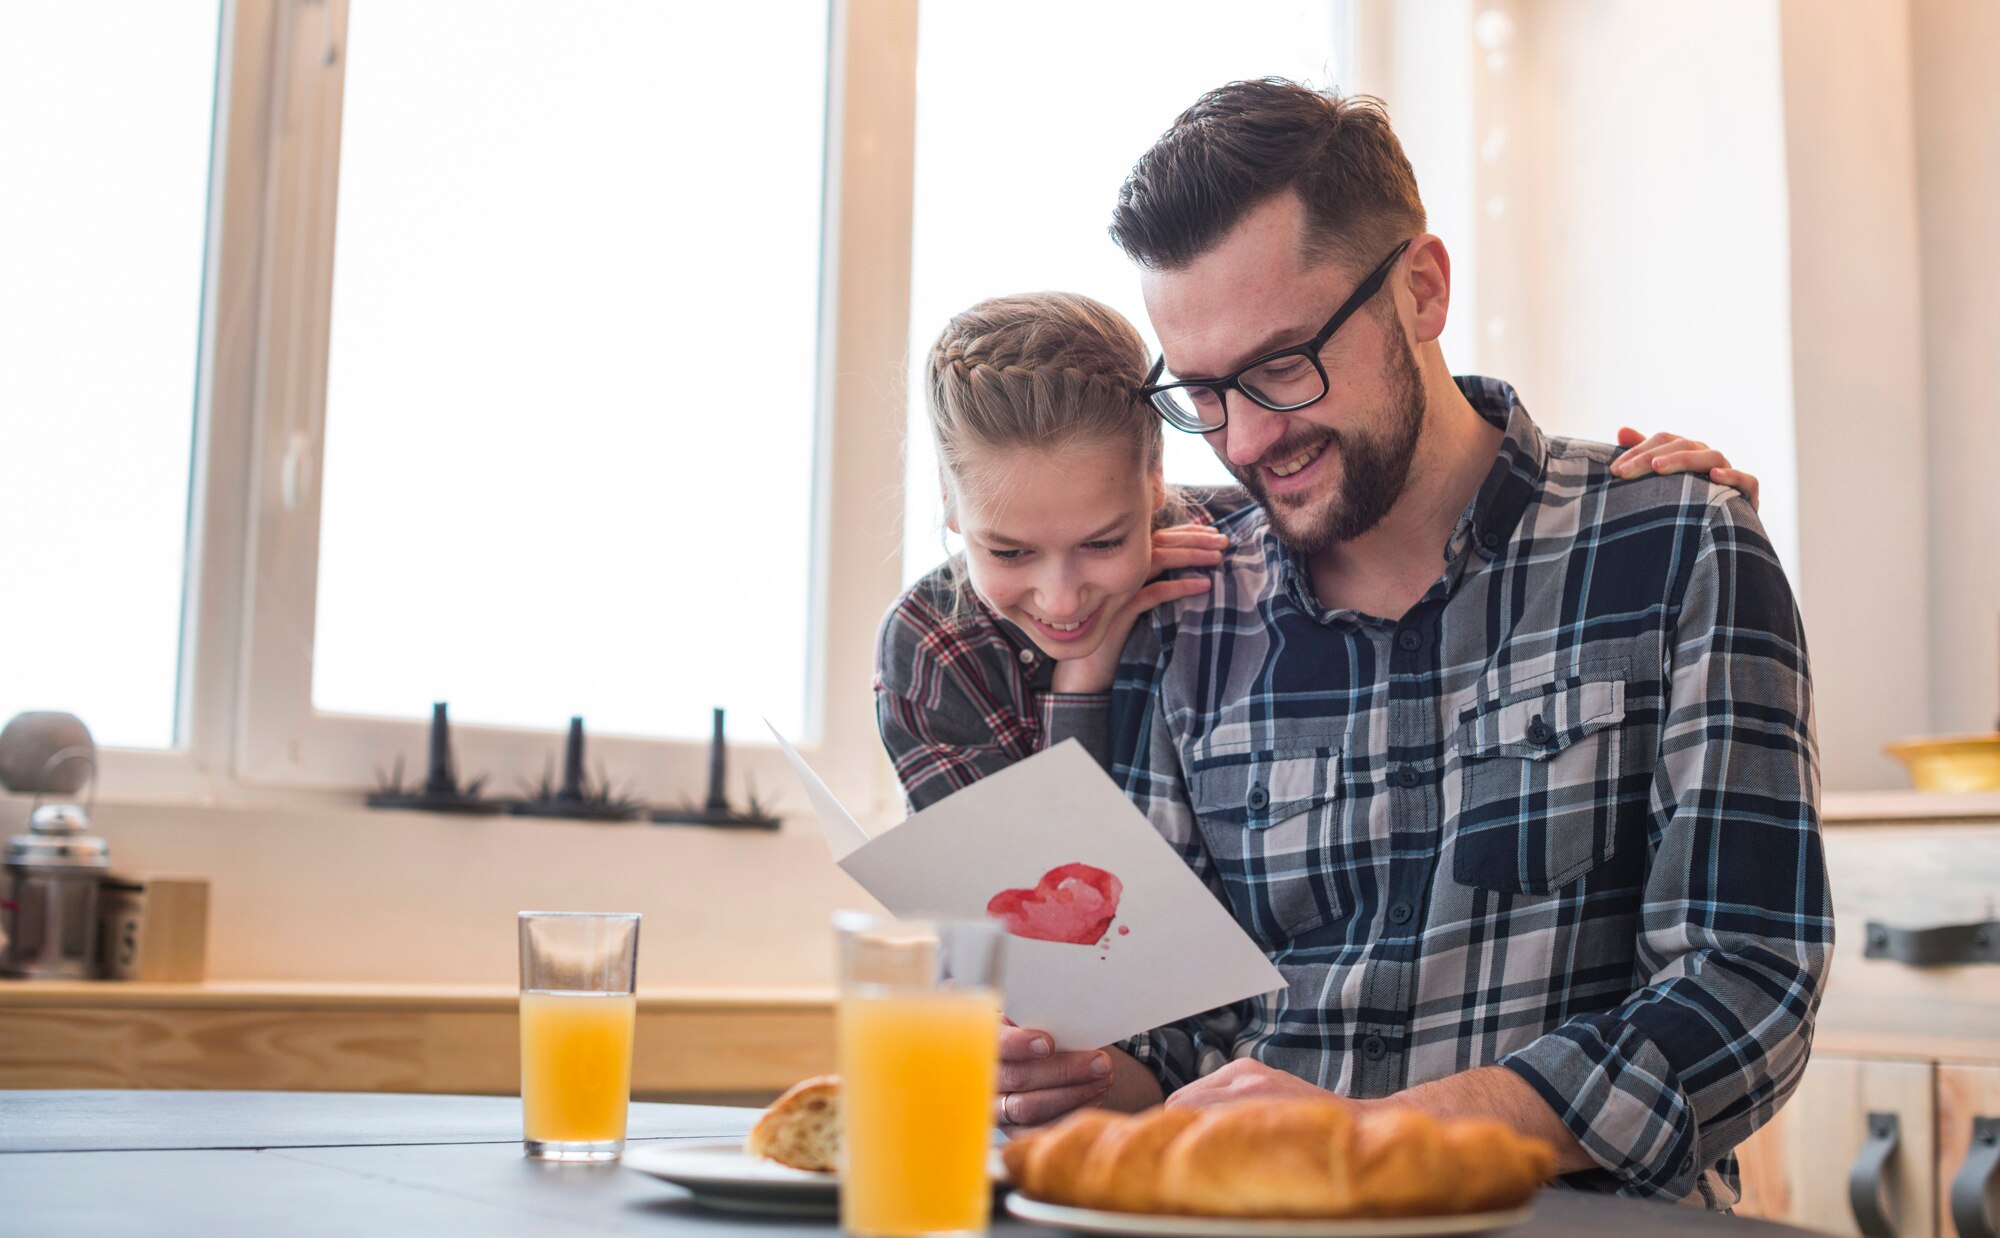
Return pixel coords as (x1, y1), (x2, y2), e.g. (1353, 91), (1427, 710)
(1499, 492), (1832, 1201)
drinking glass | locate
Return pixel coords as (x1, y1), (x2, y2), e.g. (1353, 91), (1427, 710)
(517, 911), (640, 1161)
(835, 911), (1004, 1238)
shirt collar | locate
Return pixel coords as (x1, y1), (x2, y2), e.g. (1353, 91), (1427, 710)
(979, 598), (1056, 687)
(1450, 375), (1546, 565)
(1273, 375), (1547, 612)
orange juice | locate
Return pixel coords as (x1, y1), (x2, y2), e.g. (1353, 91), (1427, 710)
(837, 987), (1001, 1236)
(519, 989), (636, 1145)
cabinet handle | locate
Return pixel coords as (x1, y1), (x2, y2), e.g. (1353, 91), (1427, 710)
(1864, 920), (2000, 966)
(1952, 1116), (2000, 1238)
(1848, 1111), (1901, 1238)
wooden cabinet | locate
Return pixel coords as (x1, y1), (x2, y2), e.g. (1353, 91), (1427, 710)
(1939, 1066), (2000, 1238)
(1738, 1055), (1937, 1235)
(1735, 798), (2000, 1237)
(1737, 1059), (2000, 1237)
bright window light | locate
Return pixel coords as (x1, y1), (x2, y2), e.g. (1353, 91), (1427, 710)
(0, 5), (219, 750)
(313, 2), (830, 742)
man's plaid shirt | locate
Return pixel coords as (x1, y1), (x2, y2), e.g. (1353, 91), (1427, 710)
(1110, 377), (1831, 1207)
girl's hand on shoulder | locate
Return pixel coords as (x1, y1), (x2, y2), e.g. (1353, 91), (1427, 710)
(1047, 525), (1226, 695)
(1612, 427), (1760, 510)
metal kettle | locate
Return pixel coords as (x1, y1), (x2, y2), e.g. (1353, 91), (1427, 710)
(1, 799), (111, 980)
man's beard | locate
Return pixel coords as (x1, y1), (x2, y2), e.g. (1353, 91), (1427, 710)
(1229, 328), (1427, 554)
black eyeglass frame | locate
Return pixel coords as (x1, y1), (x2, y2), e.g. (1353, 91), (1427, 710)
(1136, 238), (1414, 434)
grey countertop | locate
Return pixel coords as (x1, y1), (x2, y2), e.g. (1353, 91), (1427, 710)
(0, 1090), (1826, 1237)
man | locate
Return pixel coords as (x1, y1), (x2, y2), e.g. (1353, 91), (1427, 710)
(996, 80), (1829, 1207)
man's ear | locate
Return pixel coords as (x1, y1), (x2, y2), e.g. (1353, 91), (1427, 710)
(1404, 234), (1451, 346)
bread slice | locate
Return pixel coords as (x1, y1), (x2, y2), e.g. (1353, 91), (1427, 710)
(744, 1075), (840, 1172)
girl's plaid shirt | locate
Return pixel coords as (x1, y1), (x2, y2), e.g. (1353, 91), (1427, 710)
(874, 491), (1247, 812)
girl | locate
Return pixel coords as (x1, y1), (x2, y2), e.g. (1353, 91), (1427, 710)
(874, 291), (1756, 811)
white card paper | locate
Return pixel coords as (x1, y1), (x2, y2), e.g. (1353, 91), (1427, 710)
(769, 726), (1284, 1051)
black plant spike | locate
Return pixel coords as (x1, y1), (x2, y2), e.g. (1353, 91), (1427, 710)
(508, 717), (642, 822)
(650, 707), (781, 830)
(366, 702), (502, 816)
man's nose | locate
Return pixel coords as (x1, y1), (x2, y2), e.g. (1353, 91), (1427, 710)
(1221, 391), (1286, 468)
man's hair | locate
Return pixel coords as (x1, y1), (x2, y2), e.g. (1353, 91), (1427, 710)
(1110, 78), (1427, 273)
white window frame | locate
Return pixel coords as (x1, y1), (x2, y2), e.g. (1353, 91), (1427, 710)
(90, 0), (916, 822)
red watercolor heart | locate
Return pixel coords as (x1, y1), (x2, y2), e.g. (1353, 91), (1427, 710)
(986, 863), (1123, 946)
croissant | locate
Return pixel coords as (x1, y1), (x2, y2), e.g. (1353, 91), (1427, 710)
(1006, 1100), (1555, 1219)
(1073, 1105), (1200, 1212)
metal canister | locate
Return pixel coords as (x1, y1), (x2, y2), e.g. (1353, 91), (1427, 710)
(1, 803), (111, 979)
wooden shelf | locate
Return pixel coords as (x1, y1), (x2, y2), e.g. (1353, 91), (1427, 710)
(0, 980), (834, 1100)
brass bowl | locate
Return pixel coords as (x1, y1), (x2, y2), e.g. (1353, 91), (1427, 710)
(1884, 734), (2000, 793)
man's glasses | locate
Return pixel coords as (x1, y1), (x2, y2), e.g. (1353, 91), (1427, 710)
(1136, 238), (1413, 434)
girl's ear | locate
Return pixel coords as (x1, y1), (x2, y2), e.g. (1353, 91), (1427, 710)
(1149, 463), (1168, 514)
(942, 484), (960, 535)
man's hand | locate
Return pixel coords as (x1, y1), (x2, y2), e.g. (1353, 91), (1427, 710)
(1164, 1058), (1353, 1109)
(996, 1024), (1165, 1130)
(1166, 1061), (1591, 1176)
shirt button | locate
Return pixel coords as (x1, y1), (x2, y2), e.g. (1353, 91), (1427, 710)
(1247, 784), (1270, 812)
(1679, 1155), (1695, 1176)
(1388, 901), (1413, 925)
(1526, 715), (1554, 746)
(1018, 648), (1035, 665)
(1395, 766), (1420, 788)
(1480, 530), (1501, 550)
(1396, 628), (1423, 653)
(1361, 1035), (1387, 1060)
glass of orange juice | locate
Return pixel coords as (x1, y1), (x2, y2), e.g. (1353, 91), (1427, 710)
(517, 911), (640, 1162)
(835, 911), (1003, 1237)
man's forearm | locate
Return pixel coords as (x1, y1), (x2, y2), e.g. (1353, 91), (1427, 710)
(1376, 1065), (1592, 1175)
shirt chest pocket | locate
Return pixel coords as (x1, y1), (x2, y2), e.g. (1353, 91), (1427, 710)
(1186, 737), (1346, 947)
(1453, 678), (1628, 895)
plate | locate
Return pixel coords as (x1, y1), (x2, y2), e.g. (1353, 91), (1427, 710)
(1004, 1194), (1532, 1237)
(622, 1140), (1011, 1218)
(621, 1140), (837, 1216)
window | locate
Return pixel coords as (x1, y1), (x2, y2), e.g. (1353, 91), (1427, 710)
(312, 2), (829, 743)
(0, 0), (1402, 813)
(0, 5), (221, 750)
(901, 1), (1351, 583)
(217, 0), (908, 808)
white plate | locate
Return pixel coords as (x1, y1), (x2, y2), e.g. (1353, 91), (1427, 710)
(622, 1140), (1010, 1218)
(621, 1140), (837, 1216)
(1005, 1194), (1532, 1237)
